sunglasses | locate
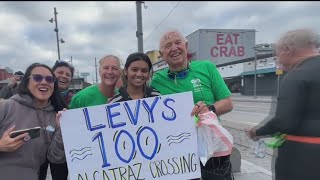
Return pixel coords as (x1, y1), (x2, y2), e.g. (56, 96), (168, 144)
(167, 69), (189, 80)
(29, 74), (56, 84)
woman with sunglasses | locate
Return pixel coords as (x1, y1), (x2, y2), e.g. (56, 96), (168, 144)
(0, 63), (67, 180)
(108, 52), (161, 104)
(39, 60), (75, 180)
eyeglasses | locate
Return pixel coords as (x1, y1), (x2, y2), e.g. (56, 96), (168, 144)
(167, 69), (189, 80)
(29, 74), (56, 84)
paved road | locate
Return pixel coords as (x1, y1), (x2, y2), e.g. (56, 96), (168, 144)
(221, 99), (275, 126)
(220, 96), (277, 176)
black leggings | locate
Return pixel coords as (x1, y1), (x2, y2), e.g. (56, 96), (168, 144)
(39, 159), (68, 180)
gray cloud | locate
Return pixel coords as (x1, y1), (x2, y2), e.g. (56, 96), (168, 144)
(0, 1), (319, 83)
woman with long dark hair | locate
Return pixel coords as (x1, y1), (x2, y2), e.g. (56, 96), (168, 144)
(0, 63), (67, 180)
(108, 52), (160, 104)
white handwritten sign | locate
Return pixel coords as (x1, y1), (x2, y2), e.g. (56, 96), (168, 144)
(60, 92), (201, 180)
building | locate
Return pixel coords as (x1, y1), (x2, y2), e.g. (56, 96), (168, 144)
(186, 29), (256, 65)
(0, 67), (14, 81)
(185, 29), (282, 96)
(0, 79), (11, 91)
(146, 50), (161, 65)
(218, 55), (284, 95)
(69, 76), (91, 94)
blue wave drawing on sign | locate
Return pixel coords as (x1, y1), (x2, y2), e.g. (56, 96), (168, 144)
(167, 132), (191, 146)
(69, 147), (93, 162)
(71, 153), (93, 162)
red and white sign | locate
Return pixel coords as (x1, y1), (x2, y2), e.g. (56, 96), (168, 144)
(211, 33), (245, 58)
(186, 29), (256, 66)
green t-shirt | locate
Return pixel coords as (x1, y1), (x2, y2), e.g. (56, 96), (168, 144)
(150, 60), (231, 105)
(69, 85), (117, 109)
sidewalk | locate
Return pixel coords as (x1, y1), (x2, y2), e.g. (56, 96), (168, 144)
(221, 118), (275, 180)
(234, 159), (272, 180)
(231, 93), (275, 103)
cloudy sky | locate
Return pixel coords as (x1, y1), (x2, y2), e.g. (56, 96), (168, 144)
(0, 1), (319, 83)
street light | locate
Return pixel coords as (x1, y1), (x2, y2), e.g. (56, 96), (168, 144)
(252, 44), (275, 99)
(49, 7), (64, 60)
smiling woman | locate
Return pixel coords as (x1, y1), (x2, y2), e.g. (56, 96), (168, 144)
(69, 54), (122, 109)
(108, 52), (161, 104)
(39, 59), (75, 180)
(0, 63), (67, 180)
(52, 60), (75, 105)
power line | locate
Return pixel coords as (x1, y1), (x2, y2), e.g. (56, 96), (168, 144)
(143, 1), (181, 42)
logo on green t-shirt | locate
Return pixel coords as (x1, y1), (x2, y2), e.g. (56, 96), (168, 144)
(191, 78), (202, 93)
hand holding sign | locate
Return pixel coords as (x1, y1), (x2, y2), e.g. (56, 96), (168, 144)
(60, 92), (201, 180)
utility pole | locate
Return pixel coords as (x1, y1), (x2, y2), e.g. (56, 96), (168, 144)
(95, 57), (98, 84)
(70, 56), (73, 65)
(49, 7), (64, 60)
(253, 51), (257, 99)
(252, 43), (274, 99)
(54, 7), (61, 60)
(136, 1), (144, 53)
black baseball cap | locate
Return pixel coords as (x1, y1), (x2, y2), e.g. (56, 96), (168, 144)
(14, 71), (24, 76)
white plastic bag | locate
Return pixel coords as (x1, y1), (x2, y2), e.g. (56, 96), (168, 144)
(197, 111), (234, 165)
(251, 139), (266, 158)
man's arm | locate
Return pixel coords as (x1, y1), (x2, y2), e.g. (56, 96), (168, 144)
(47, 128), (66, 163)
(214, 97), (233, 116)
(206, 61), (233, 116)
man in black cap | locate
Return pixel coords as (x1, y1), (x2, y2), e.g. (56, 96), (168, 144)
(0, 71), (24, 99)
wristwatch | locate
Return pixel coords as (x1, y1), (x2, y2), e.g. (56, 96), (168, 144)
(207, 104), (216, 113)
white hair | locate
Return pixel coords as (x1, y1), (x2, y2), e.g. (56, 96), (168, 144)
(278, 29), (320, 49)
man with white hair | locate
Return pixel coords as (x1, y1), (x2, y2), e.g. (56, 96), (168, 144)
(151, 29), (234, 180)
(247, 29), (320, 180)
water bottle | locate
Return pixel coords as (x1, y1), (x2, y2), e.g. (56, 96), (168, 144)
(252, 139), (266, 158)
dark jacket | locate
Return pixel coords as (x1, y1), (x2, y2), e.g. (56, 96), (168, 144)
(0, 83), (18, 99)
(108, 85), (161, 104)
(256, 55), (320, 180)
(60, 90), (74, 107)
